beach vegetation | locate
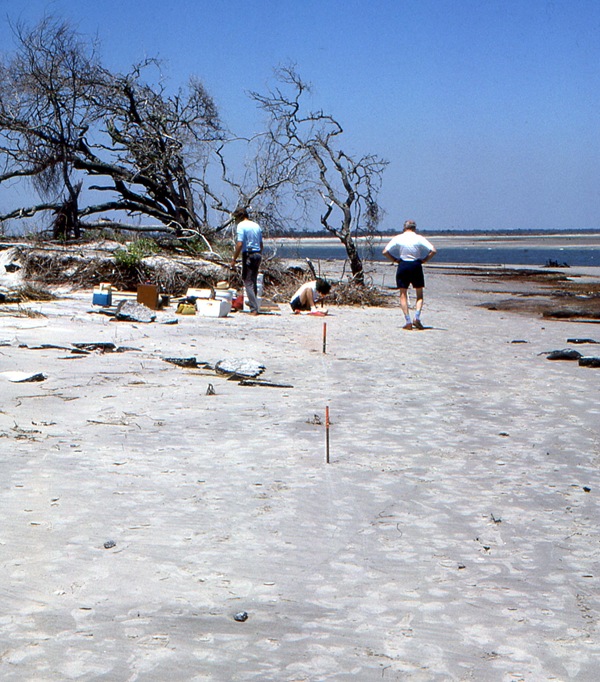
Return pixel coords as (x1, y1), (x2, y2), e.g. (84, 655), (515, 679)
(113, 238), (160, 268)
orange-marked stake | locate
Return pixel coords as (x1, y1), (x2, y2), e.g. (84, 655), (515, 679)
(325, 405), (330, 464)
(322, 322), (327, 354)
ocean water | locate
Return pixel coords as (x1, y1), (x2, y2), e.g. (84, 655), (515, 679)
(270, 238), (600, 267)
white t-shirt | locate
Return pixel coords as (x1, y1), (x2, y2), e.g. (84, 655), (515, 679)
(383, 231), (434, 262)
(291, 281), (317, 303)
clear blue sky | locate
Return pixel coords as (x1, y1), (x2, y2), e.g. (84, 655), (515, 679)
(1, 0), (599, 232)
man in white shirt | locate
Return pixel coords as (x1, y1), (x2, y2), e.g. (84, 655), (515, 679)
(382, 220), (437, 330)
(230, 208), (263, 315)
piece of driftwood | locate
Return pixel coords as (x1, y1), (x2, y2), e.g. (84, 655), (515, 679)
(26, 343), (72, 351)
(162, 357), (203, 368)
(24, 342), (139, 354)
(579, 356), (600, 368)
(238, 379), (293, 388)
(72, 342), (118, 352)
(545, 349), (582, 361)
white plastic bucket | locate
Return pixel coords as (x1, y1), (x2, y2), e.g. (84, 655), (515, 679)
(214, 289), (235, 303)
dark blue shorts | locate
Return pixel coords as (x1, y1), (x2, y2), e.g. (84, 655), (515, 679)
(290, 296), (310, 311)
(395, 260), (425, 289)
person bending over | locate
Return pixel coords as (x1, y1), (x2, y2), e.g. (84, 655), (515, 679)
(290, 278), (332, 314)
(382, 220), (436, 330)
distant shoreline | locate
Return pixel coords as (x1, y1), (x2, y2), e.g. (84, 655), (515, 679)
(267, 232), (600, 267)
(267, 232), (600, 249)
(268, 228), (600, 239)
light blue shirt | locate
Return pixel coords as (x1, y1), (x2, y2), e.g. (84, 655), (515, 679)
(236, 219), (263, 253)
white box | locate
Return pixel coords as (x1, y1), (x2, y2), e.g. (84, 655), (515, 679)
(196, 299), (231, 317)
(186, 287), (213, 299)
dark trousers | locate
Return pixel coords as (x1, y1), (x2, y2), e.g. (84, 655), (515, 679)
(242, 252), (262, 312)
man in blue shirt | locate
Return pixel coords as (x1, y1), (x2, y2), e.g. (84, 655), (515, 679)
(230, 208), (263, 315)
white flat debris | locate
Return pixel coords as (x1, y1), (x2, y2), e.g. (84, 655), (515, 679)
(1, 371), (46, 382)
(214, 358), (265, 378)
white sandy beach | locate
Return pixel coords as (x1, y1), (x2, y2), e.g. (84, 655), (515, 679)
(1, 261), (599, 681)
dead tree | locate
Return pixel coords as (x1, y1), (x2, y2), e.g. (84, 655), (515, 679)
(250, 67), (388, 284)
(52, 181), (83, 239)
(0, 18), (224, 239)
(0, 21), (372, 252)
(0, 18), (99, 240)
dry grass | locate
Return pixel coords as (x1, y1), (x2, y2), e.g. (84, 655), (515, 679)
(15, 284), (57, 302)
(0, 305), (46, 318)
(329, 282), (392, 307)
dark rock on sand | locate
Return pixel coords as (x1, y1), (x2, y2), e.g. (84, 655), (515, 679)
(546, 349), (582, 361)
(114, 300), (156, 323)
(579, 357), (600, 368)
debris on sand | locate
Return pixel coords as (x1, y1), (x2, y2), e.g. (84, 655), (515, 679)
(1, 371), (46, 382)
(114, 300), (156, 323)
(23, 342), (139, 354)
(238, 379), (293, 388)
(215, 358), (265, 379)
(162, 357), (205, 368)
(545, 349), (582, 361)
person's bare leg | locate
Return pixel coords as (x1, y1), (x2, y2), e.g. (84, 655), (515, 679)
(399, 289), (412, 329)
(300, 288), (313, 310)
(413, 288), (424, 329)
(399, 289), (409, 316)
(415, 288), (424, 313)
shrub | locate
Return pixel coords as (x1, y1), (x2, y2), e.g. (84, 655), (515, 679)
(114, 238), (159, 268)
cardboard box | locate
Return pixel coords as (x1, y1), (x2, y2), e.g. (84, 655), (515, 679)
(196, 299), (231, 318)
(137, 284), (159, 310)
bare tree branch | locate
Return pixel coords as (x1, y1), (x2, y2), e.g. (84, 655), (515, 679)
(250, 65), (388, 283)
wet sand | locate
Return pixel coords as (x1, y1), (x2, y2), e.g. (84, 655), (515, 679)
(1, 262), (599, 681)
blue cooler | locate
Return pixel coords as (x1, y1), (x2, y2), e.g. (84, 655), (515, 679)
(92, 283), (113, 306)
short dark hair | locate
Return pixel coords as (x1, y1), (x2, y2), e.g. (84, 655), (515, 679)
(232, 207), (249, 221)
(316, 278), (331, 295)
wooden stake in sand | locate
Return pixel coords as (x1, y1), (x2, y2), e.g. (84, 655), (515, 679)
(325, 405), (330, 464)
(322, 322), (327, 354)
